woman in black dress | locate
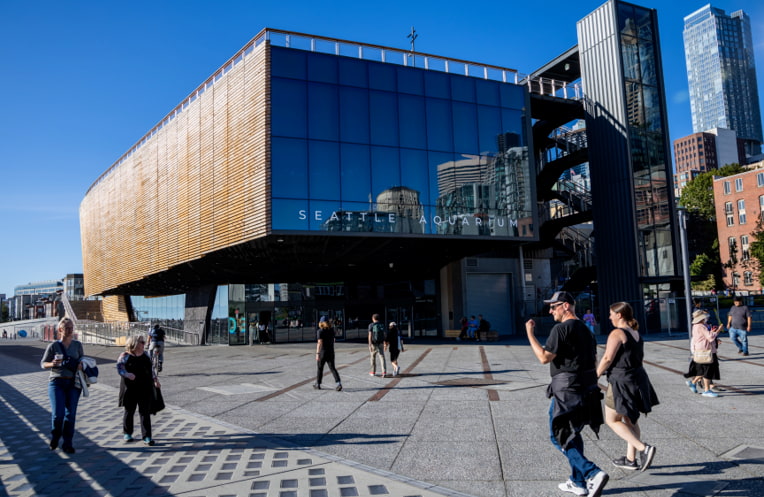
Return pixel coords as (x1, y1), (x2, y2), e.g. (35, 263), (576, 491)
(596, 302), (659, 472)
(117, 335), (161, 445)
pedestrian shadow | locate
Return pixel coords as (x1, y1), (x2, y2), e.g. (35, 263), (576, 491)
(0, 378), (168, 497)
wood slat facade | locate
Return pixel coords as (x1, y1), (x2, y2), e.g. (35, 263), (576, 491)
(81, 42), (270, 297)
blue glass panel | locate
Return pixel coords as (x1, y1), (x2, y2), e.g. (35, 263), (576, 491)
(308, 200), (344, 231)
(371, 146), (401, 193)
(272, 137), (308, 198)
(271, 78), (306, 138)
(369, 63), (396, 91)
(400, 148), (429, 206)
(429, 151), (454, 217)
(477, 106), (502, 153)
(501, 108), (525, 141)
(271, 47), (306, 80)
(309, 141), (340, 200)
(339, 87), (369, 143)
(424, 71), (450, 99)
(426, 99), (453, 152)
(338, 201), (376, 232)
(451, 76), (476, 103)
(370, 91), (399, 147)
(499, 83), (525, 109)
(399, 94), (427, 149)
(642, 85), (662, 132)
(307, 53), (338, 84)
(308, 83), (339, 141)
(340, 143), (371, 202)
(638, 38), (657, 86)
(452, 102), (478, 154)
(338, 58), (368, 88)
(397, 67), (424, 95)
(272, 198), (310, 231)
(475, 79), (500, 106)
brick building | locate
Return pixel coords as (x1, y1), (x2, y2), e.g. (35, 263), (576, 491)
(713, 160), (764, 292)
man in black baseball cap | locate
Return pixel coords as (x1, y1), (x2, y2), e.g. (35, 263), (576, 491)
(526, 293), (607, 497)
(544, 291), (576, 307)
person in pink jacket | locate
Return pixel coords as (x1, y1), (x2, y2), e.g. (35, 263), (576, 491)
(683, 310), (721, 397)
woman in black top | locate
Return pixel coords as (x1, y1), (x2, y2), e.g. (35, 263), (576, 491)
(313, 317), (342, 391)
(386, 322), (404, 376)
(117, 335), (161, 445)
(596, 302), (659, 472)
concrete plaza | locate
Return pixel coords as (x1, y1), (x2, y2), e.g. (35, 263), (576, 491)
(1, 332), (763, 496)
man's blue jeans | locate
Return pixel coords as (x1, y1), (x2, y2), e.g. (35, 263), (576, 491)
(728, 327), (749, 354)
(48, 378), (81, 449)
(549, 399), (599, 489)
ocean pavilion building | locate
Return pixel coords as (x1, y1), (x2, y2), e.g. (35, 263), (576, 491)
(80, 0), (683, 345)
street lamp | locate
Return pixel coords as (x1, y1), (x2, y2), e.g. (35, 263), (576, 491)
(677, 205), (693, 345)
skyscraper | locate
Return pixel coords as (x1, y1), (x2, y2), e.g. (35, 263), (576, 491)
(683, 5), (763, 157)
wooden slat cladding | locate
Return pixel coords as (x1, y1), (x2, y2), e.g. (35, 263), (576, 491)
(81, 43), (270, 297)
(101, 295), (131, 322)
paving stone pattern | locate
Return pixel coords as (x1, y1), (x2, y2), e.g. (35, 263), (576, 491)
(0, 371), (469, 497)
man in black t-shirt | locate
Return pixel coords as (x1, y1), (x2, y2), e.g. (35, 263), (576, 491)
(314, 316), (342, 391)
(526, 291), (608, 497)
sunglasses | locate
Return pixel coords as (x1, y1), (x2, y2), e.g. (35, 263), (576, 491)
(550, 303), (565, 309)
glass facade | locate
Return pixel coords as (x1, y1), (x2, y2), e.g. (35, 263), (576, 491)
(130, 294), (185, 330)
(270, 47), (534, 238)
(683, 5), (762, 149)
(618, 3), (674, 278)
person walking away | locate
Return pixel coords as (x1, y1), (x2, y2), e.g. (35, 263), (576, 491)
(477, 314), (490, 342)
(458, 316), (468, 341)
(684, 310), (721, 397)
(386, 321), (405, 376)
(117, 335), (161, 445)
(368, 314), (388, 376)
(727, 296), (751, 356)
(40, 317), (85, 454)
(147, 324), (166, 372)
(596, 302), (659, 472)
(313, 316), (342, 391)
(525, 291), (609, 497)
(583, 309), (597, 334)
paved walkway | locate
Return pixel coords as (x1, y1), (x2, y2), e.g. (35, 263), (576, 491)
(2, 333), (764, 496)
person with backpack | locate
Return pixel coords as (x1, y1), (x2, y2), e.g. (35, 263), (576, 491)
(368, 313), (388, 377)
(147, 324), (166, 372)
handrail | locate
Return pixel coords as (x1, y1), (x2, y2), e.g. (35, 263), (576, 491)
(59, 292), (77, 324)
(85, 28), (583, 196)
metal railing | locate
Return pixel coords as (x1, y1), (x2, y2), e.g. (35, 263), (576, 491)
(75, 322), (200, 347)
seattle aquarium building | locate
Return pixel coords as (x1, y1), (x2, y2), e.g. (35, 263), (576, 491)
(80, 1), (682, 344)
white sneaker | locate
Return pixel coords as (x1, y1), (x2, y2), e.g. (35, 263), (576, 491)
(586, 471), (609, 497)
(558, 479), (588, 496)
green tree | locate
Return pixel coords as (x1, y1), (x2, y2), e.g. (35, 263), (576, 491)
(747, 214), (764, 285)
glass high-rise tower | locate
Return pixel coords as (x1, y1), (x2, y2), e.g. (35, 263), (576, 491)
(683, 5), (763, 157)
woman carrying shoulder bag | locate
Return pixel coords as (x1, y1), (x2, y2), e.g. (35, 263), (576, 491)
(117, 335), (161, 445)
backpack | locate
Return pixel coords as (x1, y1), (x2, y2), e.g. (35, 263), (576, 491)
(371, 322), (386, 344)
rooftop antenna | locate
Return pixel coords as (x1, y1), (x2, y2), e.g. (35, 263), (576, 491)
(406, 26), (418, 66)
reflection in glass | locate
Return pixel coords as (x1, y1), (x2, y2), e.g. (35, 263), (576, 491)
(269, 49), (534, 239)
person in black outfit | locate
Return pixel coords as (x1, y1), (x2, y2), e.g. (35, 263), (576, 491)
(596, 302), (658, 472)
(313, 316), (342, 391)
(386, 321), (405, 376)
(477, 314), (490, 342)
(117, 335), (161, 445)
(526, 291), (608, 497)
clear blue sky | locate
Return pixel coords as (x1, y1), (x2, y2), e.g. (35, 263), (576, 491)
(1, 0), (763, 297)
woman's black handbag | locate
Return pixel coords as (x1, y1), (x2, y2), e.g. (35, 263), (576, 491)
(151, 387), (165, 414)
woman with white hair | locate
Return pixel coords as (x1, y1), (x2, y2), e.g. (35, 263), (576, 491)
(683, 310), (721, 397)
(117, 335), (161, 445)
